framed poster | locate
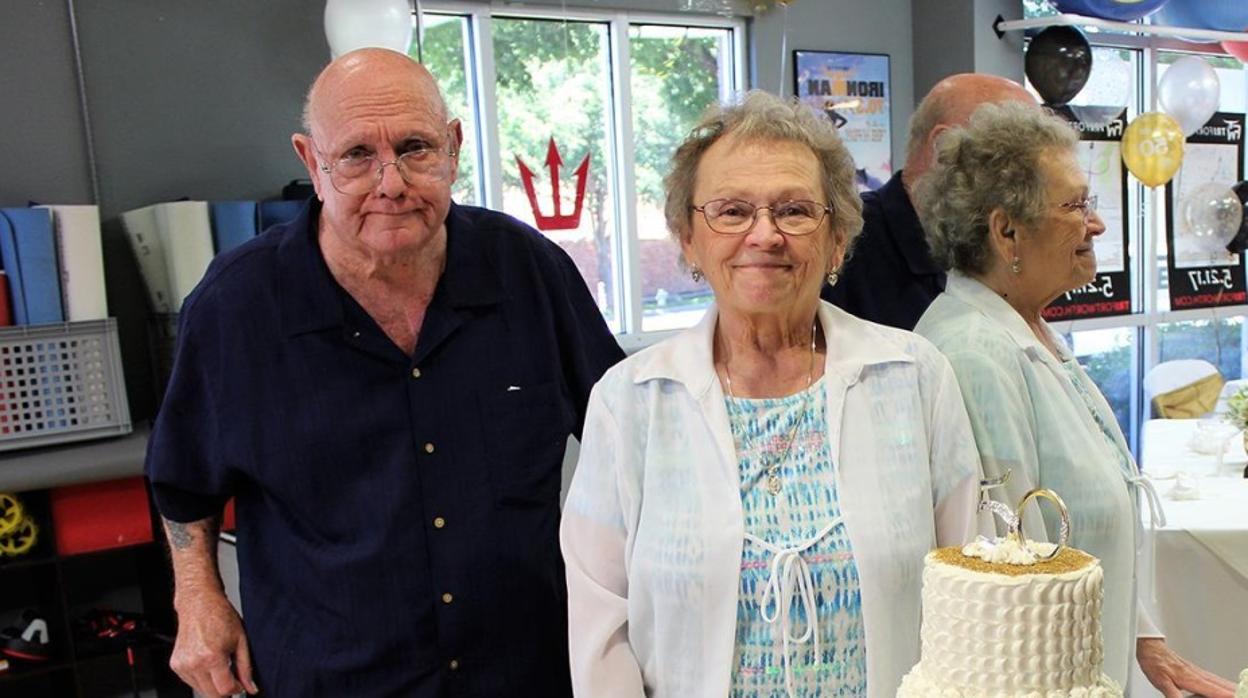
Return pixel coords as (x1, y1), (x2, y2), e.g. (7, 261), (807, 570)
(1165, 112), (1246, 310)
(793, 50), (891, 192)
(1043, 108), (1132, 320)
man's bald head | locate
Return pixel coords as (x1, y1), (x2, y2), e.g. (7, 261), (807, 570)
(301, 48), (448, 138)
(290, 47), (462, 263)
(904, 73), (1037, 183)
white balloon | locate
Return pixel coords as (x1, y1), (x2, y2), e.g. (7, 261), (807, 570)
(1157, 56), (1221, 137)
(1181, 182), (1244, 256)
(324, 0), (414, 58)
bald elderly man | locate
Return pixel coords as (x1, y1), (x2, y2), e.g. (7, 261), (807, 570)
(823, 73), (1036, 329)
(146, 49), (623, 697)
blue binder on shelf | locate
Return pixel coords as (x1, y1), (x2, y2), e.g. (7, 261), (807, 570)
(209, 201), (259, 254)
(0, 208), (63, 325)
(259, 200), (305, 232)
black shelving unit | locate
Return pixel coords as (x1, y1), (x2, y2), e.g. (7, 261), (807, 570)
(0, 489), (188, 698)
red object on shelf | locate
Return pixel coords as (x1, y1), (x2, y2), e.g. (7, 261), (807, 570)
(222, 497), (236, 531)
(0, 270), (11, 326)
(49, 477), (154, 555)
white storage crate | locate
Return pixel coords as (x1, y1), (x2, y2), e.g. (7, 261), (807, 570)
(0, 319), (132, 452)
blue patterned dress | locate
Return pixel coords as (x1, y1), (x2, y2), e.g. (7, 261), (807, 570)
(726, 378), (868, 697)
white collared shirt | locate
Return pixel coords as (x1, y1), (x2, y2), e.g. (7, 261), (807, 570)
(561, 301), (983, 697)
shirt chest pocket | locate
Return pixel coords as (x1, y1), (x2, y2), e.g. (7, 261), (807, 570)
(478, 381), (568, 507)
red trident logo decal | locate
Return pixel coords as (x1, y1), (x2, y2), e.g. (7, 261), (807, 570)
(516, 138), (591, 231)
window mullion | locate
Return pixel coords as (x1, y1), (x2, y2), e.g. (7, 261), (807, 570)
(470, 8), (504, 210)
(732, 18), (747, 94)
(1142, 45), (1162, 378)
(610, 12), (643, 337)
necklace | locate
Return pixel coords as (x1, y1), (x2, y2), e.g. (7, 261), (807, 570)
(722, 320), (818, 496)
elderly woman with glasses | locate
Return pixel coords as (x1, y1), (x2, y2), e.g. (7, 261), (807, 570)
(559, 90), (984, 698)
(913, 102), (1236, 697)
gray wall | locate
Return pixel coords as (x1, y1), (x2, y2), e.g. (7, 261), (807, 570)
(912, 0), (1026, 105)
(1, 0), (324, 218)
(0, 0), (328, 420)
(75, 1), (325, 218)
(751, 0), (916, 172)
(0, 1), (94, 206)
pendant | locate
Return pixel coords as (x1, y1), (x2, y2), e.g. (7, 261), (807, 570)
(766, 472), (782, 495)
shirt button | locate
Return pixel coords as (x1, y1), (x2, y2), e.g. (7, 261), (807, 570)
(411, 367), (422, 379)
(424, 442), (435, 454)
(441, 592), (454, 604)
(448, 659), (460, 671)
(433, 516), (446, 529)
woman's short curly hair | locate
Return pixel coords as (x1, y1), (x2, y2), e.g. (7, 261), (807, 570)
(915, 101), (1079, 275)
(663, 90), (864, 258)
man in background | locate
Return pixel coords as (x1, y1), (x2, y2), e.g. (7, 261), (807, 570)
(824, 73), (1037, 329)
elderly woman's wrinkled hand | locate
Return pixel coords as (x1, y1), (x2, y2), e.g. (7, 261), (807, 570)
(1137, 637), (1235, 698)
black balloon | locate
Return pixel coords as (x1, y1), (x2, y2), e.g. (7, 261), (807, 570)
(1025, 26), (1092, 106)
(1225, 181), (1248, 254)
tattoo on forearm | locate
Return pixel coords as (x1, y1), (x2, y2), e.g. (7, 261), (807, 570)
(166, 520), (194, 550)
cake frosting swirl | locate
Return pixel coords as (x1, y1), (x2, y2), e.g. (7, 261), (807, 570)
(961, 534), (1057, 565)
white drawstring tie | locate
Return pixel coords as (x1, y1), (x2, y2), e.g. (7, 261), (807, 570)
(1125, 473), (1166, 529)
(743, 517), (841, 698)
(1125, 472), (1166, 610)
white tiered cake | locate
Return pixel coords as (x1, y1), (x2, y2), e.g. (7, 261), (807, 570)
(897, 539), (1122, 697)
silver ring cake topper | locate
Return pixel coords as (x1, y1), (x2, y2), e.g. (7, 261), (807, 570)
(978, 471), (1072, 561)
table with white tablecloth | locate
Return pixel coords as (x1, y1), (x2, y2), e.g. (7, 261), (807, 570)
(1135, 419), (1248, 693)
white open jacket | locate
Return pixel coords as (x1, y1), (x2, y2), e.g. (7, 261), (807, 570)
(560, 302), (984, 697)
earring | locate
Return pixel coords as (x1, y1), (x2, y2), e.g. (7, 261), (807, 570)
(1011, 257), (1021, 274)
(691, 266), (704, 282)
(826, 269), (840, 286)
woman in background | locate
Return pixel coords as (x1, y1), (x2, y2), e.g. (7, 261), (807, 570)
(914, 101), (1235, 698)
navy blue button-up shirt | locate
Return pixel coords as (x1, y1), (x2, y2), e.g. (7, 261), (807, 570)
(147, 200), (623, 697)
(823, 171), (946, 330)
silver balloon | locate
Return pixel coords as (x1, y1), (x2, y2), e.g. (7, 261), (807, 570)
(1182, 183), (1244, 256)
(1073, 47), (1132, 113)
(1158, 56), (1221, 137)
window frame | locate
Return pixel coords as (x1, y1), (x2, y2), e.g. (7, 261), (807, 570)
(418, 1), (747, 351)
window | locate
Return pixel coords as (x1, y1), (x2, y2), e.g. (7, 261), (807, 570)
(492, 17), (621, 329)
(414, 5), (745, 344)
(1157, 317), (1246, 381)
(1154, 51), (1247, 313)
(1063, 327), (1138, 438)
(1021, 6), (1248, 453)
(419, 14), (481, 206)
(629, 24), (736, 332)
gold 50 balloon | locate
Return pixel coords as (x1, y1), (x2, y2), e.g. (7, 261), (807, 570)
(1122, 112), (1185, 188)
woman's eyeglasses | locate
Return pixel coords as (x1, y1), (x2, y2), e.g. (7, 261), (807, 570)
(690, 198), (832, 236)
(1057, 195), (1099, 222)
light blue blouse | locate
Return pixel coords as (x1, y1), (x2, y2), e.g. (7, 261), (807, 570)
(727, 378), (868, 698)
